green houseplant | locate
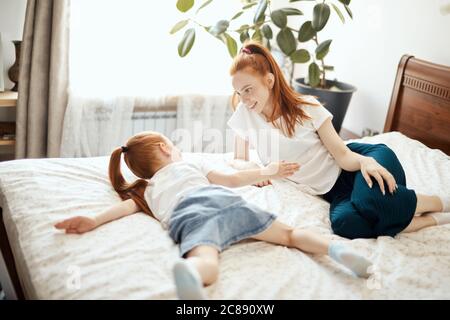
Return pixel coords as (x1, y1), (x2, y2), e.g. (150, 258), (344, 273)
(171, 0), (356, 132)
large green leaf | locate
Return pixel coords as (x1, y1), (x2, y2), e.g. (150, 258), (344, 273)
(253, 0), (268, 24)
(298, 21), (315, 42)
(209, 20), (229, 36)
(196, 0), (213, 13)
(276, 28), (296, 55)
(338, 0), (351, 5)
(252, 28), (262, 42)
(170, 20), (189, 35)
(315, 39), (332, 60)
(237, 24), (250, 33)
(331, 3), (345, 24)
(262, 24), (273, 39)
(308, 62), (321, 87)
(231, 11), (244, 21)
(176, 0), (194, 13)
(280, 8), (303, 16)
(344, 4), (353, 19)
(178, 28), (196, 57)
(240, 30), (250, 43)
(290, 49), (310, 63)
(312, 3), (330, 31)
(271, 10), (287, 28)
(224, 33), (238, 57)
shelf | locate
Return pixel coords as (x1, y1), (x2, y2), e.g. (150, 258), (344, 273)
(0, 140), (15, 146)
(0, 91), (18, 107)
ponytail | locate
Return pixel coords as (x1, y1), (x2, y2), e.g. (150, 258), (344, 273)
(108, 147), (154, 217)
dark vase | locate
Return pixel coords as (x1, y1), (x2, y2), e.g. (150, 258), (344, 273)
(8, 40), (21, 92)
(294, 78), (357, 133)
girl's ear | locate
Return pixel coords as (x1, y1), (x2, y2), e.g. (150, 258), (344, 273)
(266, 72), (275, 89)
(159, 142), (171, 156)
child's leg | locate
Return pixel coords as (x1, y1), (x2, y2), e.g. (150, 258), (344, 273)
(173, 245), (219, 300)
(251, 220), (329, 254)
(185, 245), (220, 285)
(251, 220), (372, 278)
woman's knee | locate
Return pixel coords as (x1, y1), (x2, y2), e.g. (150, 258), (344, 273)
(330, 214), (374, 239)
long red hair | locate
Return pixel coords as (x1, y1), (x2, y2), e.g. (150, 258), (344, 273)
(108, 131), (166, 217)
(230, 41), (317, 137)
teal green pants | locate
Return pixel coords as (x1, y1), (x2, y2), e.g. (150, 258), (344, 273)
(323, 143), (417, 239)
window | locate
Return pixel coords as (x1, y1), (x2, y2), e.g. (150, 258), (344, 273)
(69, 0), (243, 97)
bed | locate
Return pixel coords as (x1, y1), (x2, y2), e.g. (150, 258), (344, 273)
(1, 55), (449, 299)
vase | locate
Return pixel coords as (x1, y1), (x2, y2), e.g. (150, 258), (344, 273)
(8, 40), (21, 92)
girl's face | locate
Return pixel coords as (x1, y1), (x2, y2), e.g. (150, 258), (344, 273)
(232, 69), (274, 116)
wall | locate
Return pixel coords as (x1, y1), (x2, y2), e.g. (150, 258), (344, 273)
(282, 0), (450, 135)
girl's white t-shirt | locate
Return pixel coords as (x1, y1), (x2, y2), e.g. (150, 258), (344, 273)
(144, 160), (214, 229)
(227, 96), (341, 195)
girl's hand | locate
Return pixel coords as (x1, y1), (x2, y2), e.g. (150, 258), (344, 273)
(262, 161), (300, 179)
(253, 179), (272, 187)
(360, 157), (397, 195)
(54, 216), (98, 234)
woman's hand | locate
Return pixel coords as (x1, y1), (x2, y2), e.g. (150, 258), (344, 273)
(262, 161), (300, 179)
(253, 179), (272, 187)
(360, 156), (397, 195)
(54, 216), (98, 234)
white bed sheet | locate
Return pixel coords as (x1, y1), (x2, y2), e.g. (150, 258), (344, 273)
(0, 132), (449, 299)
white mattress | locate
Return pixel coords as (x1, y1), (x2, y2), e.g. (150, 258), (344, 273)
(0, 132), (449, 299)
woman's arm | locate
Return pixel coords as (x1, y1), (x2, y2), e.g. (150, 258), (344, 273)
(317, 118), (396, 195)
(207, 161), (300, 188)
(234, 136), (250, 161)
(54, 198), (140, 234)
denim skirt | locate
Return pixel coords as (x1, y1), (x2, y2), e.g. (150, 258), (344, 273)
(168, 185), (276, 257)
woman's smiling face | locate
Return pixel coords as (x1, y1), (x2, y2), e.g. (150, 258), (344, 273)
(232, 68), (274, 116)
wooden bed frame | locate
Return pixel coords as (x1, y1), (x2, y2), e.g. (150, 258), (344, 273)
(1, 55), (449, 300)
(384, 55), (450, 155)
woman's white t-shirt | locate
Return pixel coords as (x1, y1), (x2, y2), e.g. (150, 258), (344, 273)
(144, 160), (214, 229)
(227, 96), (341, 195)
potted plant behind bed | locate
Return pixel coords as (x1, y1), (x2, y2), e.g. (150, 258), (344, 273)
(170, 0), (356, 133)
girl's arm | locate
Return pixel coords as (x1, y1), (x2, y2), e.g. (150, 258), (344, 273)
(317, 118), (396, 195)
(207, 161), (300, 188)
(54, 198), (140, 234)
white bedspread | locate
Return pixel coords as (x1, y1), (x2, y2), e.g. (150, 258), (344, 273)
(0, 132), (449, 299)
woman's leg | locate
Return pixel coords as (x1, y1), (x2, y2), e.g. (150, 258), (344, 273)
(251, 220), (372, 278)
(402, 194), (450, 232)
(348, 143), (418, 237)
(402, 215), (436, 233)
(415, 194), (443, 214)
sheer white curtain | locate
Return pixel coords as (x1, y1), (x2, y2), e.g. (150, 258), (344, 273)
(61, 0), (242, 156)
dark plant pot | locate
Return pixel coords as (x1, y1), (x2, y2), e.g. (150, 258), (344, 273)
(294, 78), (356, 133)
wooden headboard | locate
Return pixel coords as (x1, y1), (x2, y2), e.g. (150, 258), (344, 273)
(384, 55), (450, 155)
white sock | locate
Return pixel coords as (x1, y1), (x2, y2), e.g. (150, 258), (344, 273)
(173, 259), (206, 300)
(328, 242), (372, 279)
(439, 194), (450, 212)
(428, 212), (450, 226)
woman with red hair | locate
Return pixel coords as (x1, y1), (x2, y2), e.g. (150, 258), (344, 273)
(228, 41), (449, 240)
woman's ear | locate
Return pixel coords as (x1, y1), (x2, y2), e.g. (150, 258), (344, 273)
(266, 73), (275, 89)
